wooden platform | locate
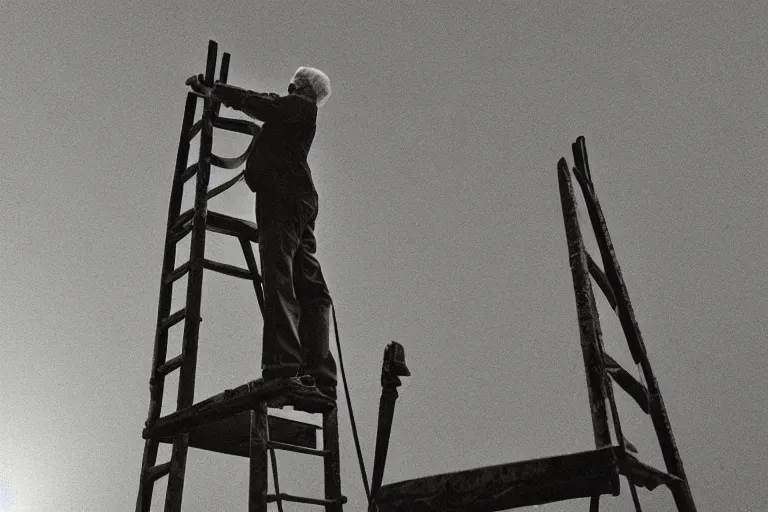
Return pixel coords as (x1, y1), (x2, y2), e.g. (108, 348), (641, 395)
(157, 412), (320, 455)
(143, 377), (334, 453)
(371, 446), (679, 512)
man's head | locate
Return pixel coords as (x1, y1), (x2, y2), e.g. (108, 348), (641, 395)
(288, 67), (331, 107)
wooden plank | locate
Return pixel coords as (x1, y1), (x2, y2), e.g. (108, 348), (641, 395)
(372, 447), (621, 512)
(144, 378), (334, 440)
(558, 159), (611, 448)
(158, 413), (319, 457)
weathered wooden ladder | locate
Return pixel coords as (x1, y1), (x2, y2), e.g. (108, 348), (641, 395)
(367, 137), (697, 511)
(135, 40), (345, 512)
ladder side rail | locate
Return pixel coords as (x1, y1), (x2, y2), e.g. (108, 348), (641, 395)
(570, 139), (697, 512)
(147, 92), (199, 425)
(136, 92), (199, 512)
(571, 164), (646, 366)
(165, 39), (220, 512)
(558, 159), (612, 449)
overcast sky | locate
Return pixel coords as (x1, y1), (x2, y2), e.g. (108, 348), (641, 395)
(1, 1), (766, 511)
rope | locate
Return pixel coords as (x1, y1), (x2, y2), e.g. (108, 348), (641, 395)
(331, 302), (371, 501)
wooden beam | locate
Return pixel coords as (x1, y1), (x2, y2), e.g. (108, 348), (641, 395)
(372, 447), (621, 512)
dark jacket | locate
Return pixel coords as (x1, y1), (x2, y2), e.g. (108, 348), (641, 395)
(211, 83), (318, 197)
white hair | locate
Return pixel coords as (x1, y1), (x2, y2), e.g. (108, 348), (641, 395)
(290, 67), (332, 107)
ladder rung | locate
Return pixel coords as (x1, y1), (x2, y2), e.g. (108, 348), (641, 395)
(164, 261), (191, 285)
(169, 222), (193, 244)
(267, 440), (329, 457)
(157, 354), (184, 376)
(203, 259), (251, 280)
(212, 116), (259, 135)
(172, 208), (194, 233)
(586, 252), (617, 311)
(266, 493), (347, 507)
(604, 354), (650, 414)
(145, 461), (171, 482)
(177, 162), (199, 184)
(187, 119), (203, 140)
(160, 308), (186, 331)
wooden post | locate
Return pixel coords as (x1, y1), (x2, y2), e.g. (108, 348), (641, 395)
(370, 342), (410, 501)
(323, 407), (343, 512)
(249, 403), (269, 512)
(558, 158), (611, 449)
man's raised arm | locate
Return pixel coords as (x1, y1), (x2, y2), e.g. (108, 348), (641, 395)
(186, 75), (278, 123)
(211, 83), (279, 122)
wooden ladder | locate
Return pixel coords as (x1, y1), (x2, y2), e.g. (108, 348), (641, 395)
(135, 39), (345, 512)
(366, 137), (697, 511)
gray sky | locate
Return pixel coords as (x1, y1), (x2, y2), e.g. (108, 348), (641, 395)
(1, 1), (766, 510)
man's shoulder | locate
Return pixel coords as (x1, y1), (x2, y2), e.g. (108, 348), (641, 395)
(277, 95), (317, 118)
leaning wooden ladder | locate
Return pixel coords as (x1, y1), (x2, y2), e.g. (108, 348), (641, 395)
(367, 137), (697, 511)
(136, 40), (346, 512)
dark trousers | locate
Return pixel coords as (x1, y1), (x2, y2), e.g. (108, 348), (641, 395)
(256, 191), (337, 390)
